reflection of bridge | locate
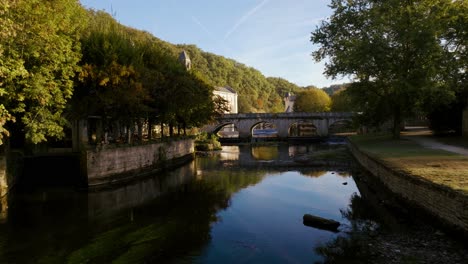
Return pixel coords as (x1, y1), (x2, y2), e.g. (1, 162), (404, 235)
(202, 112), (354, 139)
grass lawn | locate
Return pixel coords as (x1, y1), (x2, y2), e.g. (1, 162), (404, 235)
(349, 134), (468, 194)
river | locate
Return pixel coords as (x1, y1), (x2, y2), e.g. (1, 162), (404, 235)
(0, 142), (464, 263)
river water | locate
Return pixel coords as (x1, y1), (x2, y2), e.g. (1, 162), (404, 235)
(0, 143), (418, 263)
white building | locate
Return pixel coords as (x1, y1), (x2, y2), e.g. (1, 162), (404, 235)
(214, 86), (238, 114)
(284, 92), (296, 112)
(178, 50), (192, 70)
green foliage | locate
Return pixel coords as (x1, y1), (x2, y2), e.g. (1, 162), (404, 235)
(294, 88), (331, 112)
(195, 132), (221, 151)
(176, 45), (288, 113)
(424, 1), (468, 135)
(322, 83), (349, 96)
(0, 0), (87, 144)
(312, 0), (464, 138)
(267, 77), (302, 96)
(72, 10), (216, 136)
(331, 88), (356, 112)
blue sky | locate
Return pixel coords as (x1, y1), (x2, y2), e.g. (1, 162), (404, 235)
(79, 0), (350, 88)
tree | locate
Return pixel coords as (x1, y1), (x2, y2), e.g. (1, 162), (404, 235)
(424, 1), (467, 135)
(331, 88), (355, 112)
(311, 0), (462, 138)
(294, 88), (331, 112)
(0, 0), (87, 144)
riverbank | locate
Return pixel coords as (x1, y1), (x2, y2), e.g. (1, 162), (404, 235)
(348, 132), (468, 236)
(334, 132), (468, 263)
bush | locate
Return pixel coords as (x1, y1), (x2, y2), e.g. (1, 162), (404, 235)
(195, 133), (221, 151)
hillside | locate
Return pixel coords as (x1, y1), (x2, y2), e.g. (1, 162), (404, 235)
(174, 45), (303, 113)
(80, 9), (309, 113)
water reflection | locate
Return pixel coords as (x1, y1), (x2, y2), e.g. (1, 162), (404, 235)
(88, 162), (196, 218)
(195, 170), (358, 264)
(251, 145), (279, 160)
(218, 145), (239, 160)
(0, 143), (362, 263)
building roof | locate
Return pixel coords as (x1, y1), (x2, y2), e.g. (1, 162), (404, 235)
(215, 86), (237, 94)
(178, 50), (191, 62)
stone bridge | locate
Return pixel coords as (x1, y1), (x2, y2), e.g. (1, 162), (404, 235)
(202, 112), (355, 139)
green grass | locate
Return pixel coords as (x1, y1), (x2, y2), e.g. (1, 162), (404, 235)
(349, 134), (460, 158)
(349, 134), (468, 193)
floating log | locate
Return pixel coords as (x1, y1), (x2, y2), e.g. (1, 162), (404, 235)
(303, 214), (340, 232)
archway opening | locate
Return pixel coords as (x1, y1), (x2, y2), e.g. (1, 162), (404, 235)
(329, 120), (355, 136)
(215, 123), (239, 138)
(251, 122), (278, 139)
(289, 122), (317, 137)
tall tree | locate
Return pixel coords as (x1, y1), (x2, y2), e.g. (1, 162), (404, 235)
(0, 0), (87, 144)
(311, 0), (462, 138)
(294, 88), (331, 112)
(331, 88), (355, 112)
(424, 1), (467, 134)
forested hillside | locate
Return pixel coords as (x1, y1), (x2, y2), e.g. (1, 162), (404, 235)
(174, 45), (303, 113)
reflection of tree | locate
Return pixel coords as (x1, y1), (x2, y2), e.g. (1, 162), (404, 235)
(300, 170), (327, 178)
(251, 146), (279, 160)
(314, 193), (378, 263)
(67, 182), (231, 263)
(66, 168), (267, 263)
(201, 169), (268, 196)
(314, 169), (415, 264)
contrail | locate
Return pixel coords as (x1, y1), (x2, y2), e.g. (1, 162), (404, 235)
(224, 0), (269, 40)
(191, 16), (234, 54)
(192, 16), (216, 40)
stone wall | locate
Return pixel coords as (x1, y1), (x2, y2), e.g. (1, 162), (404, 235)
(348, 140), (468, 237)
(84, 139), (194, 187)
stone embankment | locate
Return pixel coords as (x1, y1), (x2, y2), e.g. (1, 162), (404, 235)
(84, 139), (194, 188)
(347, 139), (468, 239)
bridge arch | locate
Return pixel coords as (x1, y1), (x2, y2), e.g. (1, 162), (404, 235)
(328, 119), (354, 135)
(251, 121), (278, 138)
(288, 121), (317, 137)
(213, 122), (239, 138)
(200, 112), (355, 139)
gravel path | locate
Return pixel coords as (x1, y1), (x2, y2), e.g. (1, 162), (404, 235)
(404, 136), (468, 156)
(401, 127), (468, 156)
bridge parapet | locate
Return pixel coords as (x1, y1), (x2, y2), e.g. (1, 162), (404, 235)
(203, 112), (355, 139)
(219, 112), (354, 120)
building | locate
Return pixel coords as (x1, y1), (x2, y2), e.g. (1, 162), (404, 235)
(214, 86), (238, 114)
(214, 86), (238, 137)
(178, 50), (191, 70)
(284, 92), (296, 113)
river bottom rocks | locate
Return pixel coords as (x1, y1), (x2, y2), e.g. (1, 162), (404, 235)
(316, 225), (467, 264)
(360, 229), (466, 264)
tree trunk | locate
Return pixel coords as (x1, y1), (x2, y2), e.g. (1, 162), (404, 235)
(127, 125), (132, 144)
(148, 119), (153, 140)
(137, 119), (143, 143)
(393, 107), (401, 139)
(160, 121), (164, 138)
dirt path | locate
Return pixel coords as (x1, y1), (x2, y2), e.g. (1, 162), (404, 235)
(401, 127), (468, 156)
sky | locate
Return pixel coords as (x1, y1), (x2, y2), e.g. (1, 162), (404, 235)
(79, 0), (350, 88)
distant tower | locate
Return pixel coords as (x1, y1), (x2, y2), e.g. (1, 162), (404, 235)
(178, 50), (192, 70)
(284, 92), (296, 112)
